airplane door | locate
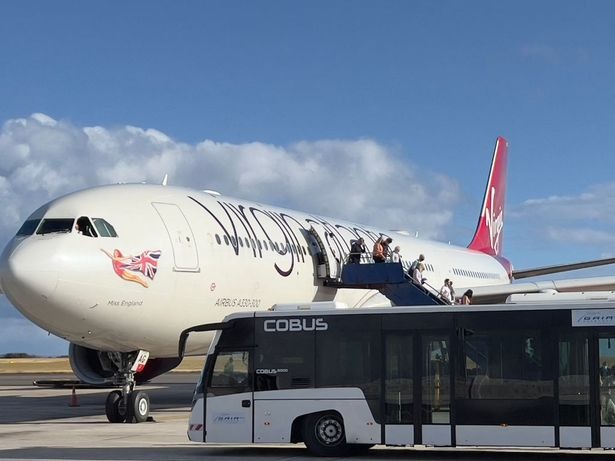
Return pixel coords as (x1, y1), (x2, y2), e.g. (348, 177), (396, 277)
(308, 226), (341, 280)
(152, 202), (199, 272)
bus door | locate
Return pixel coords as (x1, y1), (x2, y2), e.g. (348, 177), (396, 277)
(597, 334), (615, 447)
(419, 333), (452, 446)
(204, 350), (253, 443)
(559, 331), (615, 449)
(383, 332), (452, 447)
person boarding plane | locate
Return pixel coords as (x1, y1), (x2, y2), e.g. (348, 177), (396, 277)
(1, 136), (615, 423)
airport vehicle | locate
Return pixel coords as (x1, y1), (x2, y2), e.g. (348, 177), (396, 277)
(184, 301), (615, 455)
(1, 136), (615, 423)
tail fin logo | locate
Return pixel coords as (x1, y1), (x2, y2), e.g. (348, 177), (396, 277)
(468, 137), (508, 257)
(485, 186), (504, 255)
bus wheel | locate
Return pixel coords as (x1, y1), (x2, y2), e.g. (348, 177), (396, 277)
(129, 391), (150, 423)
(303, 412), (348, 456)
(105, 390), (126, 423)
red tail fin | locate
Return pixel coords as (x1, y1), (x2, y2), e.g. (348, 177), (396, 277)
(468, 137), (508, 256)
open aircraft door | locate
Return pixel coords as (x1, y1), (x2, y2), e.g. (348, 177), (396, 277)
(152, 202), (199, 272)
(308, 226), (341, 280)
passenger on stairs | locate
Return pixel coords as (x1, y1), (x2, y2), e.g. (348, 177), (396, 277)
(372, 237), (385, 263)
(349, 238), (366, 263)
(382, 237), (393, 261)
(390, 245), (402, 263)
(413, 263), (426, 285)
(461, 289), (473, 305)
(409, 253), (425, 276)
(439, 279), (454, 304)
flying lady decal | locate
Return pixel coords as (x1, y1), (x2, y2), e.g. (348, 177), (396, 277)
(102, 249), (161, 288)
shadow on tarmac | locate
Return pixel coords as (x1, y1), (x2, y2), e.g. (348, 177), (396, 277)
(0, 375), (196, 423)
(0, 446), (603, 461)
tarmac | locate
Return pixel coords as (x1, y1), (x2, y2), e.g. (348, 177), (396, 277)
(0, 371), (612, 461)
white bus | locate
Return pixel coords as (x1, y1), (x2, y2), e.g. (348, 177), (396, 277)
(181, 302), (615, 456)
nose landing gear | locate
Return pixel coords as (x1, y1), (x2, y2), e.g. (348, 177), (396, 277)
(104, 350), (151, 423)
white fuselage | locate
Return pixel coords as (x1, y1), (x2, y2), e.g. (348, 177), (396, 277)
(0, 184), (509, 357)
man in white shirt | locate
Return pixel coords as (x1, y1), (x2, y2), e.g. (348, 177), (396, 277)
(439, 278), (453, 304)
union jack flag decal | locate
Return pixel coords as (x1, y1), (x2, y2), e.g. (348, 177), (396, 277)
(122, 250), (161, 280)
(102, 249), (162, 288)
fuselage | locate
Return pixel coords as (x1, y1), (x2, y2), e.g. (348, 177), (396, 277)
(0, 184), (510, 357)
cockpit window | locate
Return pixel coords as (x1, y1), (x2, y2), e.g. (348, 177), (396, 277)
(36, 218), (75, 235)
(92, 218), (118, 237)
(76, 216), (98, 237)
(16, 219), (42, 236)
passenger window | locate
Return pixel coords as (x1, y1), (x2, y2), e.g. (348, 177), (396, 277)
(92, 218), (117, 237)
(36, 218), (75, 235)
(75, 216), (98, 237)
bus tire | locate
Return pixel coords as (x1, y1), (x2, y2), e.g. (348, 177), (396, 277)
(129, 391), (150, 423)
(302, 411), (348, 456)
(105, 390), (126, 423)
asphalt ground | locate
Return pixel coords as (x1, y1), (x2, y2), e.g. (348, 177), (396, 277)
(0, 373), (611, 461)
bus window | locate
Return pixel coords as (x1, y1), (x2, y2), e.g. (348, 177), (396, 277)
(209, 351), (251, 396)
(255, 323), (314, 391)
(456, 328), (553, 425)
(316, 317), (381, 421)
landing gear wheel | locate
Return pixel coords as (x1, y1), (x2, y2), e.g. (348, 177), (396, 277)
(105, 390), (126, 423)
(302, 412), (349, 456)
(129, 391), (150, 423)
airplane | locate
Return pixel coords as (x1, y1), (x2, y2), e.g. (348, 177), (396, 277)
(1, 136), (615, 423)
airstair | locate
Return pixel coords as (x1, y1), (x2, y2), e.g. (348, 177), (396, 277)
(307, 227), (447, 306)
(325, 261), (447, 306)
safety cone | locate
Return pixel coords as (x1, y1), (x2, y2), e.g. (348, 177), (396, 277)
(69, 385), (80, 407)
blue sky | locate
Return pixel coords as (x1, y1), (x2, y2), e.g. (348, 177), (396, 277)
(1, 1), (615, 355)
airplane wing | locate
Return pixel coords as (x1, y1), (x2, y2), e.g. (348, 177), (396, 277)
(512, 257), (615, 279)
(470, 275), (615, 304)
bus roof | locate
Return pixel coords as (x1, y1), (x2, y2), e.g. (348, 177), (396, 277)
(234, 300), (615, 322)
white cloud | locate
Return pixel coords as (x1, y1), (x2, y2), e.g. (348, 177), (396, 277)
(509, 183), (615, 251)
(0, 114), (461, 242)
(546, 227), (615, 245)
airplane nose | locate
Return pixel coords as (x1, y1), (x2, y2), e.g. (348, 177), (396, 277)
(0, 238), (59, 320)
